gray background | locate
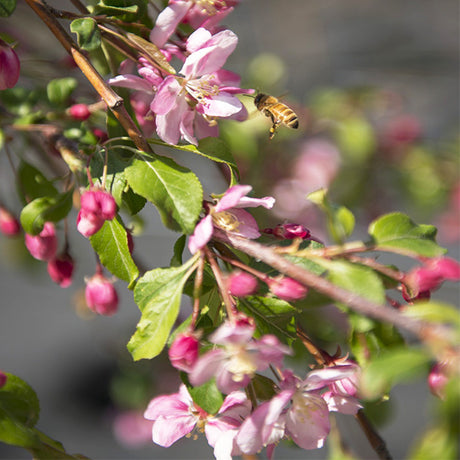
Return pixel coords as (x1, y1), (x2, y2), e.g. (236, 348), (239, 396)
(0, 1), (458, 459)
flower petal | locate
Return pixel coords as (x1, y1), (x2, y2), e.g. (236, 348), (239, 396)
(188, 215), (214, 254)
(215, 185), (253, 212)
(189, 349), (225, 386)
(152, 414), (196, 447)
(150, 1), (189, 48)
(200, 93), (243, 117)
(109, 74), (154, 93)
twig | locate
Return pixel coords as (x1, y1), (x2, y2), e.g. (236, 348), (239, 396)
(355, 410), (393, 460)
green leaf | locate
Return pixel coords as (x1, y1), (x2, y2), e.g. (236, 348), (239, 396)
(252, 374), (278, 401)
(322, 259), (386, 305)
(70, 18), (101, 51)
(0, 373), (41, 448)
(360, 347), (430, 399)
(125, 154), (203, 234)
(0, 0), (16, 17)
(308, 188), (355, 244)
(334, 116), (376, 162)
(89, 217), (139, 287)
(408, 426), (458, 460)
(171, 235), (186, 267)
(127, 257), (197, 360)
(368, 212), (446, 257)
(148, 137), (240, 186)
(46, 78), (78, 106)
(402, 301), (460, 329)
(17, 162), (58, 203)
(20, 191), (73, 235)
(182, 375), (224, 415)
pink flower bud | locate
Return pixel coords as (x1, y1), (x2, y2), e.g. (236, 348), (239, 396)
(77, 189), (117, 237)
(0, 371), (7, 389)
(265, 223), (311, 240)
(428, 362), (448, 399)
(24, 222), (57, 261)
(0, 207), (21, 236)
(227, 271), (258, 297)
(0, 39), (20, 90)
(168, 332), (200, 372)
(69, 103), (91, 121)
(92, 128), (108, 142)
(85, 273), (119, 316)
(267, 276), (307, 301)
(47, 253), (74, 288)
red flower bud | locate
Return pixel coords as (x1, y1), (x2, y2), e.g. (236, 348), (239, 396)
(0, 207), (21, 236)
(428, 362), (448, 399)
(85, 273), (119, 316)
(0, 39), (20, 90)
(168, 332), (200, 372)
(227, 270), (258, 297)
(267, 276), (307, 301)
(77, 189), (117, 237)
(24, 222), (57, 261)
(267, 223), (311, 240)
(69, 103), (91, 121)
(0, 371), (7, 389)
(47, 253), (74, 288)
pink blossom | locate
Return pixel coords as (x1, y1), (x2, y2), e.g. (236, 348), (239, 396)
(402, 257), (460, 300)
(77, 189), (117, 237)
(428, 362), (449, 399)
(47, 252), (74, 288)
(113, 410), (153, 448)
(227, 271), (258, 297)
(151, 28), (252, 145)
(24, 222), (58, 261)
(188, 185), (274, 254)
(85, 272), (119, 316)
(144, 384), (250, 459)
(168, 332), (200, 372)
(0, 207), (21, 236)
(236, 366), (361, 455)
(0, 38), (20, 90)
(267, 276), (307, 302)
(189, 319), (290, 394)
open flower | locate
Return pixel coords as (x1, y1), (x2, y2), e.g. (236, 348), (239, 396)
(144, 384), (250, 460)
(236, 366), (361, 455)
(188, 185), (274, 254)
(189, 319), (290, 393)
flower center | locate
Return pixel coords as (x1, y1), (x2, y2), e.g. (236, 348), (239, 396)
(212, 210), (240, 232)
(225, 344), (257, 381)
(191, 0), (227, 15)
(186, 76), (220, 102)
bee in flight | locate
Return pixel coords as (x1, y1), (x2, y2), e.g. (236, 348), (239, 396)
(254, 93), (299, 139)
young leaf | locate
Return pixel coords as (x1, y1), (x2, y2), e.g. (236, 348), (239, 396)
(127, 257), (198, 360)
(70, 18), (101, 51)
(181, 375), (224, 416)
(20, 191), (73, 235)
(360, 347), (430, 399)
(17, 162), (58, 202)
(89, 217), (139, 288)
(0, 0), (16, 17)
(368, 212), (446, 257)
(125, 155), (203, 234)
(46, 78), (78, 106)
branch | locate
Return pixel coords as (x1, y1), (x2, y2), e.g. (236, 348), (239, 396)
(220, 234), (456, 348)
(24, 0), (153, 155)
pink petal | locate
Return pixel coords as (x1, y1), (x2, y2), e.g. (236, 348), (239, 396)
(149, 1), (189, 48)
(108, 74), (153, 93)
(152, 414), (196, 447)
(186, 28), (213, 53)
(188, 215), (214, 254)
(200, 93), (243, 117)
(189, 349), (225, 387)
(209, 320), (255, 345)
(237, 195), (276, 209)
(322, 391), (362, 415)
(144, 391), (190, 420)
(151, 76), (182, 115)
(180, 105), (198, 145)
(211, 429), (239, 460)
(303, 365), (358, 391)
(215, 185), (252, 212)
(228, 208), (260, 239)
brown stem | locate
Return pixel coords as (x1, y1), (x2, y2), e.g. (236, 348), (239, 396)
(355, 410), (393, 460)
(25, 0), (153, 154)
(218, 234), (456, 347)
(191, 254), (205, 329)
(345, 254), (405, 282)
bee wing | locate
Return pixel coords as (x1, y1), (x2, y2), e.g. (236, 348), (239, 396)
(125, 33), (176, 75)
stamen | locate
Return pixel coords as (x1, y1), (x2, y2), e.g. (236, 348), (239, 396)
(212, 211), (240, 232)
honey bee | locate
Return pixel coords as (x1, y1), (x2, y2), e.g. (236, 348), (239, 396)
(254, 93), (299, 139)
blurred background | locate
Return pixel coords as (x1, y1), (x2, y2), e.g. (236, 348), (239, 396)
(0, 0), (458, 458)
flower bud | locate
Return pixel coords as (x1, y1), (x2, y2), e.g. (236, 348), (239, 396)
(428, 362), (448, 399)
(267, 223), (311, 240)
(227, 270), (258, 297)
(47, 253), (74, 288)
(0, 39), (20, 90)
(77, 189), (117, 237)
(0, 207), (21, 236)
(267, 276), (307, 301)
(69, 103), (91, 121)
(0, 370), (7, 389)
(168, 332), (200, 372)
(85, 273), (118, 316)
(24, 222), (57, 261)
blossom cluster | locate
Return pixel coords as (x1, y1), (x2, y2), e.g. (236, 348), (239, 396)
(109, 0), (252, 145)
(144, 317), (362, 459)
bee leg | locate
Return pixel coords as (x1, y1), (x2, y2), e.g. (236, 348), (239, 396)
(269, 121), (280, 140)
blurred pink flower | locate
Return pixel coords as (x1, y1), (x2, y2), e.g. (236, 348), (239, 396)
(188, 185), (274, 254)
(189, 319), (290, 393)
(267, 276), (307, 302)
(227, 271), (258, 297)
(0, 207), (21, 236)
(168, 332), (200, 372)
(25, 222), (57, 261)
(428, 362), (448, 399)
(113, 410), (153, 448)
(0, 38), (20, 90)
(85, 272), (119, 316)
(47, 252), (74, 288)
